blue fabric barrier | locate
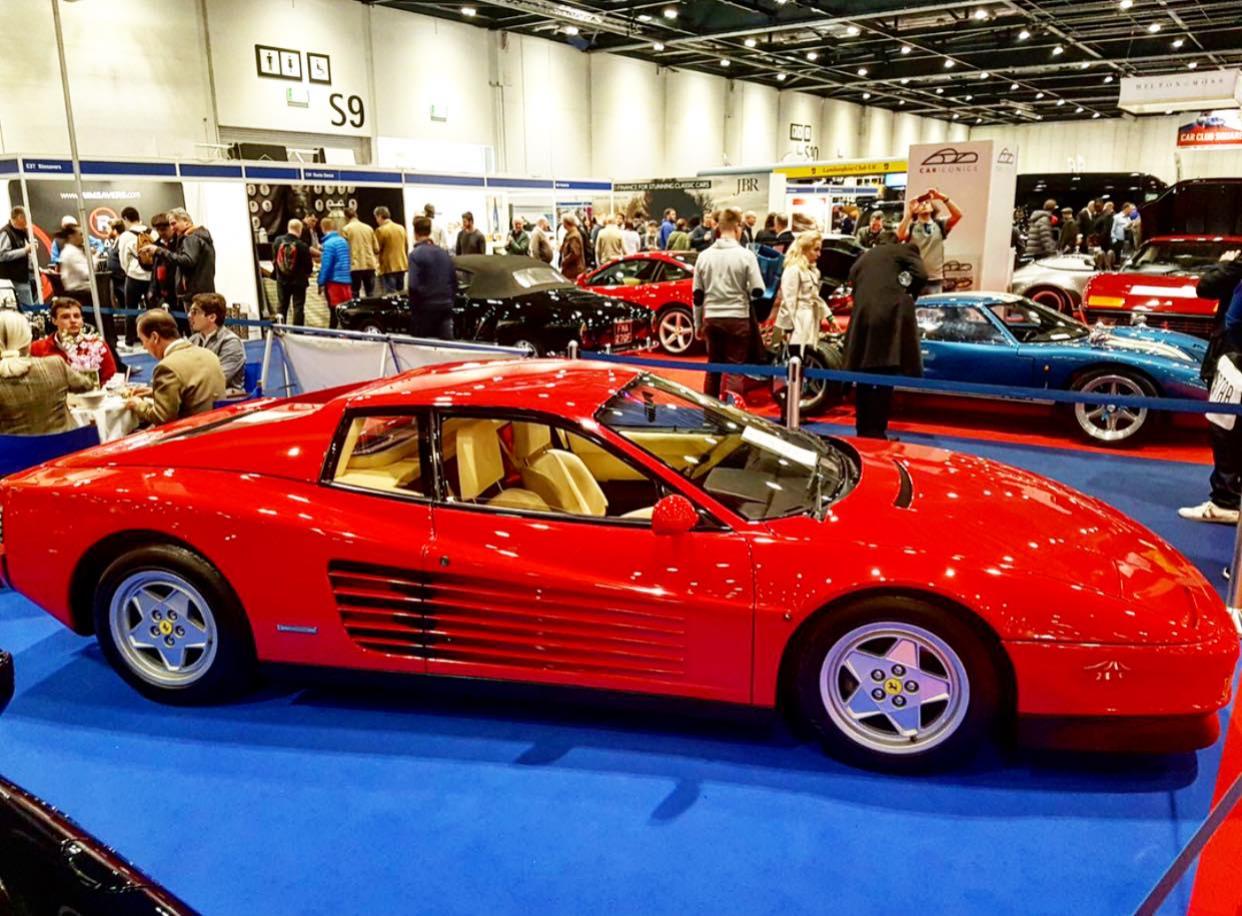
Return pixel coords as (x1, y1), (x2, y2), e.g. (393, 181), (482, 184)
(0, 426), (101, 478)
(583, 349), (1242, 418)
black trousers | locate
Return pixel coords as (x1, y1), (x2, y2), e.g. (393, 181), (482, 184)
(351, 270), (376, 298)
(703, 317), (754, 401)
(123, 276), (149, 343)
(855, 367), (899, 439)
(1209, 419), (1242, 510)
(411, 309), (453, 340)
(277, 280), (307, 326)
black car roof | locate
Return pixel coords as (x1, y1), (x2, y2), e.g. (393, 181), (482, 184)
(453, 254), (574, 299)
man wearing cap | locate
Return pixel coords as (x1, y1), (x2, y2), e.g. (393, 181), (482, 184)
(1058, 207), (1080, 253)
(856, 211), (886, 249)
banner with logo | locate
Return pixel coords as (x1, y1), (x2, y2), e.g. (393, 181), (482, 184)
(612, 173), (775, 225)
(1177, 110), (1242, 150)
(905, 141), (1019, 293)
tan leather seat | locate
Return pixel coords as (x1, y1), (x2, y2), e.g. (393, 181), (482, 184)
(511, 422), (609, 517)
(453, 419), (548, 511)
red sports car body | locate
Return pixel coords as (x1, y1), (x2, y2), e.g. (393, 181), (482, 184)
(0, 361), (1236, 770)
(578, 251), (699, 355)
(1082, 235), (1242, 337)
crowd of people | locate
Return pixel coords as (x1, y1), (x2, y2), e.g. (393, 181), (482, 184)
(1015, 197), (1142, 265)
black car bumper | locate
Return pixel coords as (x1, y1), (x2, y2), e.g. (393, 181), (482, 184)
(0, 650), (12, 715)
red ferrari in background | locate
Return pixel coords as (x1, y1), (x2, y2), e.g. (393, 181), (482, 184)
(1, 360), (1237, 771)
(1082, 235), (1242, 337)
(579, 251), (700, 355)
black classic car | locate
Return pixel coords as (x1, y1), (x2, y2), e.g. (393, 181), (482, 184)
(0, 649), (196, 914)
(337, 255), (653, 355)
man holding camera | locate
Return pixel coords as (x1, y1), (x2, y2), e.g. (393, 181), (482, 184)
(897, 189), (963, 295)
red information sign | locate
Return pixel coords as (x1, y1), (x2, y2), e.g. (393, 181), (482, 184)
(1177, 110), (1242, 149)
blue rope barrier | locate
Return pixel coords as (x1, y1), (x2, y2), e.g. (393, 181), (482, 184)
(583, 349), (1242, 418)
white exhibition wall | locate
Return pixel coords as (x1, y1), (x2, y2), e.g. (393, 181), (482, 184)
(180, 181), (259, 315)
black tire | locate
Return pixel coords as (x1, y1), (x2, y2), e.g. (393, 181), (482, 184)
(92, 543), (257, 705)
(1067, 368), (1157, 445)
(771, 347), (844, 417)
(792, 596), (1003, 772)
(361, 323), (385, 335)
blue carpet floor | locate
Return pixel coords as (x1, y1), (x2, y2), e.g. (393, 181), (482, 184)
(0, 425), (1236, 915)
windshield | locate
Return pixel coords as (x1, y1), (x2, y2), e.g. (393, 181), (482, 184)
(512, 266), (572, 289)
(988, 298), (1088, 343)
(1128, 240), (1240, 274)
(598, 374), (855, 520)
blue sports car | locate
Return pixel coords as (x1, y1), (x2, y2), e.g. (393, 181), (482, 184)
(913, 293), (1208, 444)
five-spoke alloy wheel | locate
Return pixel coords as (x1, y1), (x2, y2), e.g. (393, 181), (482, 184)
(656, 306), (696, 355)
(1072, 370), (1155, 444)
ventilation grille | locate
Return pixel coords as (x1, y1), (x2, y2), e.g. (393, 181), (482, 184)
(330, 561), (688, 678)
(1084, 310), (1212, 339)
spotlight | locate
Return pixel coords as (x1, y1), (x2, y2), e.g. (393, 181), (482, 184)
(720, 58), (730, 66)
(663, 6), (677, 19)
(845, 25), (860, 36)
(777, 72), (787, 81)
(936, 87), (944, 94)
(944, 59), (956, 68)
(653, 42), (665, 51)
(744, 37), (757, 48)
(1093, 112), (1102, 118)
(1052, 45), (1064, 56)
(1010, 82), (1019, 90)
(564, 25), (579, 35)
(1056, 98), (1066, 106)
(964, 94), (973, 101)
(900, 77), (911, 84)
(1188, 61), (1198, 69)
(807, 51), (818, 60)
(1018, 29), (1031, 40)
(974, 8), (989, 19)
(1147, 22), (1161, 33)
(899, 99), (906, 105)
(863, 92), (872, 99)
(1104, 75), (1114, 83)
(1119, 0), (1133, 8)
(1036, 91), (1045, 98)
(980, 72), (990, 79)
(976, 116), (983, 123)
(1079, 62), (1090, 70)
(900, 45), (912, 55)
(461, 5), (477, 16)
(953, 113), (961, 119)
(1076, 106), (1084, 112)
(638, 13), (651, 22)
(857, 67), (868, 76)
(1172, 38), (1184, 48)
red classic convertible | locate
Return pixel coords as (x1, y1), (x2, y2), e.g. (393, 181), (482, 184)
(1, 361), (1237, 770)
(1081, 235), (1242, 337)
(578, 251), (699, 355)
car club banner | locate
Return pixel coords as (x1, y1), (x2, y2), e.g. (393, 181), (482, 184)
(905, 140), (1019, 293)
(1176, 110), (1242, 150)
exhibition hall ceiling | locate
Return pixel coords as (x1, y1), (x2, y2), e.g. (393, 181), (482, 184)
(368, 0), (1241, 125)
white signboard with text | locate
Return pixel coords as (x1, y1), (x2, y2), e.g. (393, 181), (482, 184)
(905, 140), (1019, 294)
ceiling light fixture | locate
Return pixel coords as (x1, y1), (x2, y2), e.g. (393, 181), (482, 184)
(944, 59), (956, 68)
(777, 72), (787, 81)
(564, 25), (579, 35)
(863, 92), (872, 99)
(936, 87), (944, 94)
(857, 67), (869, 76)
(976, 116), (983, 123)
(1010, 82), (1019, 90)
(1104, 75), (1114, 83)
(461, 5), (477, 16)
(1188, 61), (1198, 69)
(1147, 22), (1161, 33)
(1093, 112), (1102, 118)
(953, 113), (961, 119)
(1056, 98), (1066, 105)
(1052, 45), (1064, 56)
(663, 6), (677, 19)
(1119, 0), (1133, 8)
(900, 77), (911, 84)
(845, 25), (860, 37)
(979, 72), (990, 79)
(1079, 62), (1090, 70)
(899, 99), (906, 105)
(1036, 91), (1045, 98)
(1018, 29), (1031, 40)
(807, 51), (818, 60)
(900, 45), (912, 55)
(1076, 106), (1084, 112)
(652, 42), (665, 51)
(720, 58), (730, 66)
(637, 13), (651, 22)
(964, 94), (973, 101)
(1172, 37), (1184, 48)
(744, 37), (757, 48)
(974, 8), (989, 19)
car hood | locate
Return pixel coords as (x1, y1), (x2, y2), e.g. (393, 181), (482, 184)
(1047, 324), (1206, 363)
(836, 440), (1211, 612)
(1086, 271), (1213, 314)
(514, 287), (649, 326)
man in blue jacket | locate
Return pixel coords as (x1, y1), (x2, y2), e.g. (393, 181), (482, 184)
(407, 215), (455, 340)
(658, 208), (677, 250)
(316, 216), (353, 329)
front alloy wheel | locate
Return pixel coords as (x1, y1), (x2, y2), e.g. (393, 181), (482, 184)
(109, 571), (218, 689)
(1072, 372), (1152, 443)
(656, 307), (696, 355)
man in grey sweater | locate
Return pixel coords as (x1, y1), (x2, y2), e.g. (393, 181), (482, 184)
(693, 207), (764, 400)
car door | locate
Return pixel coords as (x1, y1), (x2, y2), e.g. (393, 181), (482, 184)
(916, 304), (1030, 387)
(423, 409), (755, 704)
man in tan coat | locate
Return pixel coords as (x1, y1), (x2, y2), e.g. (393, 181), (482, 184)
(373, 206), (408, 294)
(340, 208), (379, 298)
(125, 309), (226, 425)
(595, 214), (625, 265)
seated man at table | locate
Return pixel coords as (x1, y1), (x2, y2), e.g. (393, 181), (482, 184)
(187, 292), (245, 393)
(125, 309), (225, 425)
(29, 297), (117, 386)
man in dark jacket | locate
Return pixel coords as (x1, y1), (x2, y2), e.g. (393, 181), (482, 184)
(150, 208), (215, 334)
(1180, 249), (1242, 524)
(407, 215), (455, 340)
(1026, 200), (1058, 259)
(455, 212), (486, 255)
(843, 232), (928, 439)
(273, 219), (314, 325)
(1058, 208), (1079, 253)
(0, 206), (37, 310)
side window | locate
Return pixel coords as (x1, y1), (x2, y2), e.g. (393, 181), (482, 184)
(594, 260), (660, 287)
(917, 306), (1005, 344)
(437, 415), (662, 522)
(659, 263), (693, 282)
(332, 415), (426, 496)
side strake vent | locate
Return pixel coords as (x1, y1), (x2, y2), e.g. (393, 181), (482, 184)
(893, 460), (914, 509)
(329, 561), (689, 679)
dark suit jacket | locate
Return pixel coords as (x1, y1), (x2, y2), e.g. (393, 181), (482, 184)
(843, 241), (928, 375)
(1197, 256), (1242, 381)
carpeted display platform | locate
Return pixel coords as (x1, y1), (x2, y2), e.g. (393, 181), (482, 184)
(0, 426), (1238, 914)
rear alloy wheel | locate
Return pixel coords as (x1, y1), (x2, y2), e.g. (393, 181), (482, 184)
(361, 323), (385, 335)
(771, 348), (843, 416)
(512, 338), (543, 357)
(93, 544), (256, 704)
(656, 306), (696, 355)
(794, 597), (1001, 771)
(1026, 286), (1073, 314)
(1072, 370), (1154, 444)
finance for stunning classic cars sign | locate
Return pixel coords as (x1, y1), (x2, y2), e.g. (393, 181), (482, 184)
(1176, 110), (1242, 150)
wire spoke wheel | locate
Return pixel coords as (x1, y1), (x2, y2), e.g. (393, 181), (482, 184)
(109, 571), (219, 688)
(819, 621), (970, 755)
(1074, 373), (1148, 442)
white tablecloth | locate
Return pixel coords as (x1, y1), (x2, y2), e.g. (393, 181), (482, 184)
(69, 395), (141, 442)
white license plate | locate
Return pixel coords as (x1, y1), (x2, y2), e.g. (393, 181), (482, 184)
(614, 320), (633, 345)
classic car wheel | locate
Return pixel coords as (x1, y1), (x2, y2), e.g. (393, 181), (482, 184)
(1026, 286), (1074, 314)
(656, 306), (696, 355)
(1071, 370), (1155, 444)
(771, 347), (844, 416)
(512, 338), (543, 357)
(361, 323), (384, 335)
(93, 544), (256, 704)
(794, 597), (1001, 771)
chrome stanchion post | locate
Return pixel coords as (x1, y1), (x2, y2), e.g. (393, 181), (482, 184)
(568, 340), (579, 359)
(259, 326), (274, 396)
(1228, 511), (1242, 636)
(786, 356), (802, 430)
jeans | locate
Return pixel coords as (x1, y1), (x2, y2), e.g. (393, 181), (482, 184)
(350, 269), (376, 298)
(381, 272), (405, 294)
(123, 276), (149, 344)
(702, 316), (754, 401)
(277, 280), (307, 326)
(12, 279), (35, 311)
(411, 309), (453, 340)
(855, 367), (899, 439)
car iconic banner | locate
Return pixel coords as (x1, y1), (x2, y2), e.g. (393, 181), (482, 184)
(1177, 110), (1242, 150)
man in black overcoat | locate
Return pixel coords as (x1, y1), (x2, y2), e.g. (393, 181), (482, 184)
(843, 231), (928, 439)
